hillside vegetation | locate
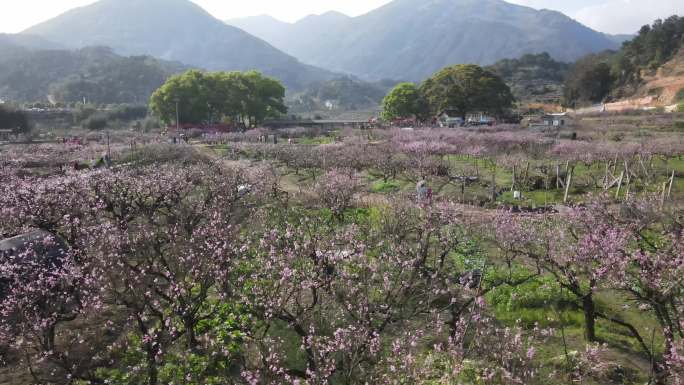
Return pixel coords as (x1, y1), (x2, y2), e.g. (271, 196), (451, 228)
(289, 77), (395, 113)
(564, 15), (684, 106)
(0, 46), (185, 104)
(487, 52), (570, 103)
(22, 0), (336, 91)
(228, 0), (619, 81)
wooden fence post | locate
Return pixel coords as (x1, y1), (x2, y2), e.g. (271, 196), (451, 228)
(615, 171), (625, 199)
(564, 167), (573, 204)
(491, 165), (497, 203)
(511, 164), (516, 192)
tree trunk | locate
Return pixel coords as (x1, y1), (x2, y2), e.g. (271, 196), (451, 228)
(44, 326), (56, 353)
(147, 348), (158, 385)
(582, 293), (597, 342)
(185, 317), (198, 351)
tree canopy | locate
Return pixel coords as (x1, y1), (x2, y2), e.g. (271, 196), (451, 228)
(419, 64), (514, 119)
(563, 52), (614, 107)
(612, 16), (684, 88)
(563, 15), (684, 106)
(149, 70), (287, 127)
(0, 46), (184, 104)
(487, 52), (570, 103)
(380, 82), (428, 121)
(488, 52), (570, 83)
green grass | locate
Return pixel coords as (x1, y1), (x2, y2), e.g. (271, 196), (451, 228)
(675, 87), (684, 102)
(666, 156), (684, 173)
(498, 189), (565, 206)
(297, 136), (335, 145)
(370, 180), (401, 193)
(486, 274), (582, 328)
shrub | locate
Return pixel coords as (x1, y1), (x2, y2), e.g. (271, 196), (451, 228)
(678, 100), (684, 113)
(107, 105), (148, 121)
(315, 168), (360, 220)
(141, 116), (161, 131)
(82, 113), (108, 130)
(675, 87), (684, 102)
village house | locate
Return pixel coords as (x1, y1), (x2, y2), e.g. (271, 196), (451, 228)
(541, 112), (573, 127)
(525, 112), (574, 129)
(439, 110), (495, 127)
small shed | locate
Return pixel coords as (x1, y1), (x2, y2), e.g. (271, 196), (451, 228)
(541, 113), (573, 127)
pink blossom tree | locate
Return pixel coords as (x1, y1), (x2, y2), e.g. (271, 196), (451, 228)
(314, 168), (361, 221)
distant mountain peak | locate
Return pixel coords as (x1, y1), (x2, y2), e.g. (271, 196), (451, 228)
(295, 11), (351, 26)
(300, 10), (350, 20)
(230, 0), (619, 81)
(20, 0), (336, 90)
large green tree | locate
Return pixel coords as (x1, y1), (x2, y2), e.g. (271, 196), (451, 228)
(563, 53), (614, 107)
(420, 64), (514, 119)
(381, 82), (428, 121)
(150, 70), (287, 127)
(240, 71), (288, 127)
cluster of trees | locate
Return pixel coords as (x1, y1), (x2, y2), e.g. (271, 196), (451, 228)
(487, 52), (570, 102)
(563, 52), (615, 107)
(488, 52), (570, 83)
(150, 70), (287, 128)
(1, 131), (683, 384)
(564, 15), (684, 106)
(380, 82), (428, 121)
(291, 76), (393, 113)
(614, 15), (684, 86)
(0, 105), (29, 134)
(381, 64), (514, 121)
(74, 104), (149, 131)
(0, 159), (537, 385)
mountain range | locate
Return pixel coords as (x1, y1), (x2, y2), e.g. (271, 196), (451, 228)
(1, 0), (637, 105)
(22, 0), (335, 91)
(227, 0), (622, 81)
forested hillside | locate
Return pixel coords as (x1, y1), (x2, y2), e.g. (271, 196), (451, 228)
(227, 0), (619, 81)
(487, 53), (570, 103)
(0, 46), (186, 104)
(22, 0), (336, 91)
(564, 15), (684, 106)
(289, 77), (396, 113)
(612, 15), (684, 93)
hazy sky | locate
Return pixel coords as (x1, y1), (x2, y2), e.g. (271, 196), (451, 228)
(508, 0), (683, 34)
(0, 0), (681, 35)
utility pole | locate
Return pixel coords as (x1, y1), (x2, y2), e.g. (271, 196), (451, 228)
(175, 98), (180, 131)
